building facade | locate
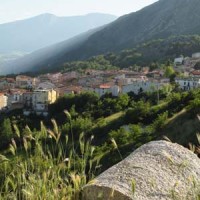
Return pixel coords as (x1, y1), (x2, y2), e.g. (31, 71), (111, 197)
(175, 78), (200, 90)
(0, 93), (8, 110)
(32, 89), (57, 116)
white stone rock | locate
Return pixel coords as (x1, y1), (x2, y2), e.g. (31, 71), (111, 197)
(82, 141), (200, 200)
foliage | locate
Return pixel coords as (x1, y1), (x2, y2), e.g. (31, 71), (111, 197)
(164, 66), (175, 78)
(0, 118), (13, 147)
(0, 116), (100, 199)
(62, 55), (119, 72)
(59, 34), (200, 72)
(0, 88), (199, 199)
(125, 100), (151, 124)
(109, 127), (132, 146)
(194, 62), (200, 70)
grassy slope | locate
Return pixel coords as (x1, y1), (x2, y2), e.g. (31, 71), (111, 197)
(93, 106), (200, 147)
(90, 112), (125, 146)
(160, 109), (200, 146)
(97, 108), (200, 172)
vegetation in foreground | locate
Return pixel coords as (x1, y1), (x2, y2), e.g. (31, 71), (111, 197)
(0, 112), (102, 199)
(0, 87), (200, 199)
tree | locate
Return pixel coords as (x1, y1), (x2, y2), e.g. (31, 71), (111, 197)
(188, 98), (200, 115)
(0, 118), (13, 147)
(149, 62), (159, 71)
(109, 128), (131, 146)
(194, 62), (200, 70)
(116, 94), (130, 109)
(164, 66), (175, 78)
(125, 101), (150, 123)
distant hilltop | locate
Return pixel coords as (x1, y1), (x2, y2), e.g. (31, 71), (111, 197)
(0, 13), (117, 54)
(4, 0), (200, 74)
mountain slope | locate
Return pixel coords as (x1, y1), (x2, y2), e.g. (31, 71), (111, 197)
(71, 0), (200, 58)
(0, 13), (117, 54)
(4, 0), (200, 74)
(0, 26), (103, 74)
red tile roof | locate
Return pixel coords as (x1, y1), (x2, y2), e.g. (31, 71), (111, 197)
(99, 84), (111, 89)
(191, 70), (200, 76)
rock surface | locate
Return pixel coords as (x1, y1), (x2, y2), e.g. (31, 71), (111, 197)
(82, 141), (200, 200)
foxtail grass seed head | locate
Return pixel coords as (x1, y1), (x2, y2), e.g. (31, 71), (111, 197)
(23, 137), (28, 152)
(65, 135), (69, 144)
(51, 118), (59, 135)
(196, 133), (200, 145)
(111, 138), (118, 149)
(64, 110), (71, 121)
(131, 178), (136, 195)
(13, 124), (20, 138)
(91, 135), (94, 141)
(189, 143), (196, 153)
(11, 138), (17, 150)
(63, 158), (69, 162)
(163, 151), (174, 164)
(47, 129), (57, 141)
(25, 125), (32, 134)
(163, 135), (172, 143)
(0, 154), (9, 163)
(90, 146), (95, 157)
(9, 144), (16, 156)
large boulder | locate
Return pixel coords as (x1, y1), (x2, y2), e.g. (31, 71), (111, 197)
(82, 141), (200, 200)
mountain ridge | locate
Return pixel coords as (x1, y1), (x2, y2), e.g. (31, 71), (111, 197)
(3, 0), (200, 74)
(0, 13), (117, 53)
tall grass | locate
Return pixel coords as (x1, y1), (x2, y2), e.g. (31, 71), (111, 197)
(0, 112), (101, 200)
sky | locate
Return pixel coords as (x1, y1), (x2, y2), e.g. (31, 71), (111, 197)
(0, 0), (158, 24)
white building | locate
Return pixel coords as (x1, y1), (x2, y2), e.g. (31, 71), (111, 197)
(175, 78), (200, 90)
(110, 85), (121, 97)
(116, 78), (133, 86)
(0, 78), (15, 90)
(94, 84), (111, 97)
(37, 82), (56, 90)
(121, 80), (160, 95)
(7, 91), (24, 110)
(192, 52), (200, 59)
(0, 80), (7, 90)
(174, 57), (184, 66)
(16, 75), (36, 89)
(183, 57), (191, 66)
(88, 84), (120, 97)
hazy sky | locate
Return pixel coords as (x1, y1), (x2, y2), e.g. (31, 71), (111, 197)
(0, 0), (158, 24)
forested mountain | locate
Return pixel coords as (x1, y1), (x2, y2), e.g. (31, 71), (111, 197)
(4, 0), (200, 74)
(59, 35), (200, 73)
(5, 34), (199, 75)
(76, 0), (200, 56)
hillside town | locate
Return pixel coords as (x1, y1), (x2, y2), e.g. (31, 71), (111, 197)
(0, 52), (200, 116)
(1, 1), (200, 199)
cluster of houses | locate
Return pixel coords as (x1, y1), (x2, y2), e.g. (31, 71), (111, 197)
(174, 52), (200, 90)
(0, 75), (57, 116)
(0, 52), (200, 116)
(85, 72), (169, 97)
